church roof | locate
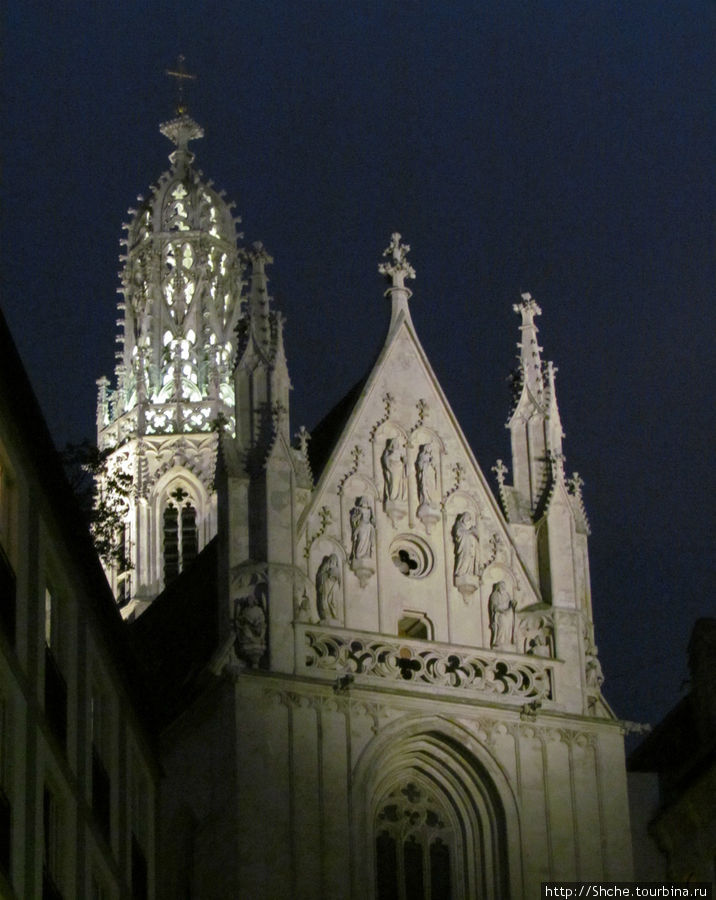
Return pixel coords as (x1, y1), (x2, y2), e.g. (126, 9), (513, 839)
(628, 618), (716, 801)
(307, 375), (369, 482)
(128, 537), (219, 730)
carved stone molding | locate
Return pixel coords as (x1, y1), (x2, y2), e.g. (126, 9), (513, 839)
(263, 686), (390, 732)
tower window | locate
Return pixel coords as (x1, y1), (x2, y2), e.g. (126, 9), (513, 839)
(163, 506), (179, 582)
(163, 487), (198, 584)
(117, 523), (131, 606)
(181, 505), (198, 567)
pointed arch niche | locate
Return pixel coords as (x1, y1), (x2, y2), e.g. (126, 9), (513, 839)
(353, 718), (522, 899)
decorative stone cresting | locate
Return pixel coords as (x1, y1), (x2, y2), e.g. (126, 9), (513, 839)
(303, 629), (554, 702)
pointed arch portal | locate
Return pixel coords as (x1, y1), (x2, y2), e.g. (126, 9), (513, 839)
(354, 719), (521, 900)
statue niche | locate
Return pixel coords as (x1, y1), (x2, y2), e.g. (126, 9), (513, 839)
(316, 553), (341, 623)
(515, 607), (554, 657)
(415, 442), (440, 532)
(451, 511), (480, 599)
(380, 437), (407, 526)
(349, 496), (375, 588)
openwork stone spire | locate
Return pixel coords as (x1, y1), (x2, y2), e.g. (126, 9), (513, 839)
(379, 233), (416, 329)
(95, 96), (248, 613)
(97, 112), (245, 451)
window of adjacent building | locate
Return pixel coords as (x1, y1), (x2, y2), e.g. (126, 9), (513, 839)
(0, 458), (16, 644)
(44, 587), (67, 749)
(0, 695), (10, 881)
(163, 486), (198, 584)
(43, 783), (63, 900)
(91, 688), (111, 843)
(0, 457), (13, 554)
(45, 587), (56, 650)
(0, 545), (16, 646)
(130, 760), (149, 900)
(91, 871), (110, 900)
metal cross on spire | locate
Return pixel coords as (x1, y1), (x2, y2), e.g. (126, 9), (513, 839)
(166, 55), (196, 116)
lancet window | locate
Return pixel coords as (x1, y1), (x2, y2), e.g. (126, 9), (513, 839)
(163, 486), (198, 583)
(375, 781), (453, 900)
(117, 523), (132, 606)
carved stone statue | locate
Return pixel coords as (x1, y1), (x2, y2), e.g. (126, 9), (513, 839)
(316, 553), (341, 622)
(381, 438), (407, 503)
(349, 496), (375, 561)
(452, 512), (479, 576)
(488, 581), (516, 650)
(349, 497), (375, 587)
(451, 511), (480, 598)
(516, 608), (554, 657)
(234, 585), (267, 668)
(586, 647), (605, 689)
(415, 443), (438, 508)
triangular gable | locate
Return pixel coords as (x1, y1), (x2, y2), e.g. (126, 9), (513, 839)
(298, 305), (545, 654)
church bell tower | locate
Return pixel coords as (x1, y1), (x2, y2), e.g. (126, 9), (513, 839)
(96, 100), (246, 617)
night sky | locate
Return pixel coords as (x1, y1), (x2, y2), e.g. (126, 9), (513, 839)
(2, 2), (714, 733)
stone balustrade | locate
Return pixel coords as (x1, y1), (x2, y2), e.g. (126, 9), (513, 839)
(297, 624), (557, 706)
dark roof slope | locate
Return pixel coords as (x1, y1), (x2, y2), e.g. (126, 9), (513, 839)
(307, 375), (368, 481)
(128, 538), (219, 730)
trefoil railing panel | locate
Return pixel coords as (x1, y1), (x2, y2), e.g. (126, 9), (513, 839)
(299, 625), (555, 704)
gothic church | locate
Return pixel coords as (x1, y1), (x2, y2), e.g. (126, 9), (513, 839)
(92, 109), (634, 897)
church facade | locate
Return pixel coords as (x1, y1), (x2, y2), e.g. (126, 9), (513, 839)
(97, 111), (633, 897)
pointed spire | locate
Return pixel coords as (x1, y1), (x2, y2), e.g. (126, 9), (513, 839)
(513, 292), (545, 405)
(245, 242), (274, 358)
(379, 233), (416, 328)
(567, 471), (591, 534)
(96, 376), (110, 439)
(234, 243), (292, 458)
(506, 294), (561, 519)
(544, 360), (564, 461)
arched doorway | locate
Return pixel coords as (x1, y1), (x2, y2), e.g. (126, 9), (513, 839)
(353, 719), (521, 899)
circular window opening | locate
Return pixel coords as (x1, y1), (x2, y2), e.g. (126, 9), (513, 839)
(390, 535), (434, 578)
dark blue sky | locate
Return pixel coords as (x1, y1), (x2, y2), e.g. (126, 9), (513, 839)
(2, 1), (714, 730)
